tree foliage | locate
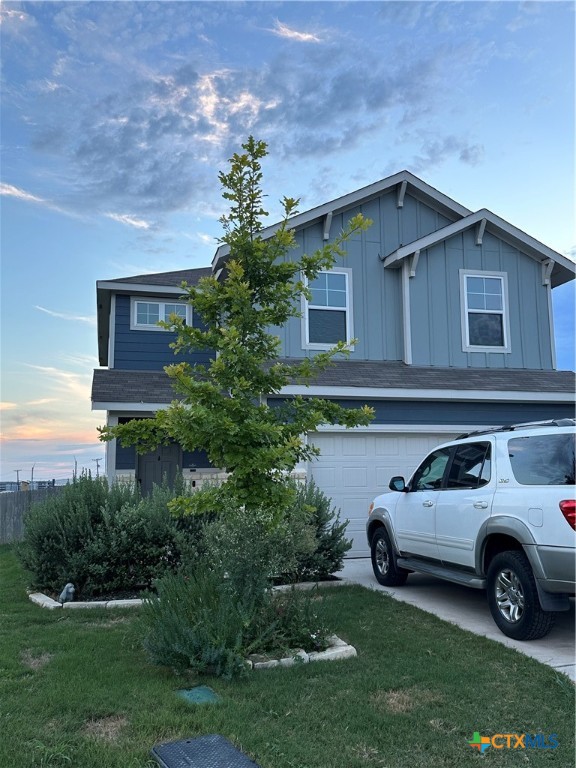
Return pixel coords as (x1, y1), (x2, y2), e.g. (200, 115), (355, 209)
(99, 137), (373, 517)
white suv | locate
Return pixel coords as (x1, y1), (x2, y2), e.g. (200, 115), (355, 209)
(366, 420), (575, 640)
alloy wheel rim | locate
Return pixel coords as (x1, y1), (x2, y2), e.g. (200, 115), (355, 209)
(495, 568), (525, 623)
(375, 538), (390, 575)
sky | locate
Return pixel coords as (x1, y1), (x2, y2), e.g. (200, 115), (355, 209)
(1, 0), (574, 483)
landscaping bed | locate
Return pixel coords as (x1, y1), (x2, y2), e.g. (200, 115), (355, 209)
(2, 544), (574, 768)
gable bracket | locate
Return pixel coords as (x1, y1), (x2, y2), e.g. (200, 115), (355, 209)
(323, 211), (333, 241)
(409, 250), (420, 278)
(475, 217), (487, 246)
(541, 259), (554, 286)
(397, 180), (408, 208)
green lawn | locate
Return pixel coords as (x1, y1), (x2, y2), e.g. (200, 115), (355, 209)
(1, 544), (573, 768)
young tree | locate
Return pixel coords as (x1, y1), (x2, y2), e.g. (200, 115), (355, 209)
(100, 137), (373, 519)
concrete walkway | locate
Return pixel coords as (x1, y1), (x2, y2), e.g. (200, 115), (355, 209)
(338, 557), (576, 682)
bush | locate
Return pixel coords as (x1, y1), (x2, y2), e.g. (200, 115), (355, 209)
(141, 511), (331, 678)
(281, 479), (352, 582)
(17, 475), (190, 598)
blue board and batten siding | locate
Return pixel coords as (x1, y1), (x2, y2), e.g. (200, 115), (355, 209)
(275, 190), (555, 370)
(410, 229), (553, 369)
(113, 294), (212, 370)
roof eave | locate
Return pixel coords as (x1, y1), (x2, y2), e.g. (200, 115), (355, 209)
(383, 208), (575, 288)
(212, 170), (472, 271)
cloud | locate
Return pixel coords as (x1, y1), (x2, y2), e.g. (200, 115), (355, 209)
(4, 4), (510, 219)
(391, 135), (485, 175)
(0, 182), (79, 218)
(269, 20), (322, 43)
(35, 306), (97, 326)
(0, 402), (18, 411)
(105, 212), (152, 229)
(0, 183), (45, 204)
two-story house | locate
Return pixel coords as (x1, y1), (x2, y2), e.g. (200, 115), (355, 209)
(92, 170), (575, 554)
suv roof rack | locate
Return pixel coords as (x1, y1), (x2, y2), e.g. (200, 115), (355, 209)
(456, 419), (575, 441)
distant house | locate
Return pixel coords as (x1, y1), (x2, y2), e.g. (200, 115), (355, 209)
(92, 170), (575, 554)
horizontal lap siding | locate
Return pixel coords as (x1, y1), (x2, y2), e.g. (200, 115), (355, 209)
(114, 295), (213, 370)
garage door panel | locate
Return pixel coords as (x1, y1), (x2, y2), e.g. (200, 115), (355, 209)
(375, 437), (399, 456)
(342, 436), (367, 455)
(311, 466), (336, 489)
(342, 467), (368, 486)
(310, 432), (455, 557)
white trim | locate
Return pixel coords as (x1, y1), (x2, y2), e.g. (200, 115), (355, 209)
(409, 250), (420, 278)
(460, 270), (511, 354)
(475, 218), (487, 246)
(130, 297), (191, 331)
(108, 295), (116, 368)
(105, 413), (118, 484)
(92, 402), (170, 412)
(383, 209), (574, 285)
(323, 211), (333, 241)
(541, 259), (554, 286)
(313, 423), (488, 433)
(277, 385), (575, 403)
(401, 261), (412, 364)
(397, 180), (407, 208)
(546, 283), (557, 369)
(302, 268), (353, 350)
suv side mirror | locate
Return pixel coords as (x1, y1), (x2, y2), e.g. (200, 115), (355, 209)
(389, 476), (406, 492)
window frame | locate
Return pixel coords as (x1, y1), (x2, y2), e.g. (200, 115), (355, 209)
(459, 269), (511, 353)
(130, 297), (191, 331)
(301, 268), (354, 350)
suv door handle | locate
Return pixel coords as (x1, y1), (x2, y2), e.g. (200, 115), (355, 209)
(422, 500), (434, 507)
(474, 501), (488, 509)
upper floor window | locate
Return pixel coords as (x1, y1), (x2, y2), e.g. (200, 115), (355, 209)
(131, 298), (190, 331)
(460, 270), (510, 353)
(302, 269), (353, 349)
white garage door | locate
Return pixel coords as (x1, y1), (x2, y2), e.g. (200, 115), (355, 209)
(309, 431), (457, 557)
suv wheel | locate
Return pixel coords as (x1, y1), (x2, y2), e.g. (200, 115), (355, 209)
(487, 551), (555, 640)
(370, 528), (409, 587)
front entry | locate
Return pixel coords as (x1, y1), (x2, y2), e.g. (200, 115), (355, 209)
(136, 443), (182, 496)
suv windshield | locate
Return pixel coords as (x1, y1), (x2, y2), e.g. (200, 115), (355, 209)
(508, 433), (576, 485)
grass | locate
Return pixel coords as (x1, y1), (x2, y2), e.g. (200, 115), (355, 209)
(1, 543), (574, 768)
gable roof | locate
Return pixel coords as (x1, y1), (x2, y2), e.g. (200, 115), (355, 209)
(383, 209), (575, 287)
(96, 267), (210, 366)
(211, 169), (575, 288)
(212, 170), (472, 271)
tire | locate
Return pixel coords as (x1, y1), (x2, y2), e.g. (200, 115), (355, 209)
(370, 528), (409, 587)
(486, 551), (555, 641)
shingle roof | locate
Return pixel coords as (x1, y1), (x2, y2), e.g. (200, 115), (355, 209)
(92, 361), (575, 405)
(104, 267), (211, 287)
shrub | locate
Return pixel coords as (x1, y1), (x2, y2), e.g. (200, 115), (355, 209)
(17, 475), (191, 598)
(140, 511), (331, 678)
(281, 479), (352, 582)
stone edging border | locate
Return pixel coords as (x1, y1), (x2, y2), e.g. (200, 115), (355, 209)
(246, 634), (356, 670)
(28, 577), (353, 611)
(28, 580), (357, 668)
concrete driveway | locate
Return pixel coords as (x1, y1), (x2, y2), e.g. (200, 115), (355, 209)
(339, 557), (575, 682)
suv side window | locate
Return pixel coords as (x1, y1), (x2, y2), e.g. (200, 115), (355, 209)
(411, 448), (451, 491)
(445, 442), (491, 489)
(508, 434), (576, 485)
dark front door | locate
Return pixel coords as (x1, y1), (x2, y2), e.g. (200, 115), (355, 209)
(137, 443), (182, 496)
